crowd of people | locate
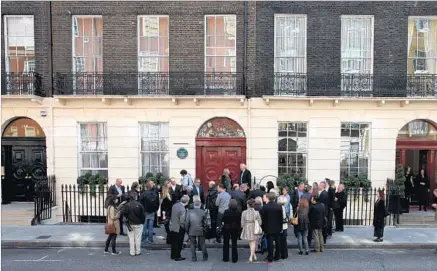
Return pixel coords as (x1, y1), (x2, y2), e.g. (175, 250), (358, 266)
(103, 164), (437, 260)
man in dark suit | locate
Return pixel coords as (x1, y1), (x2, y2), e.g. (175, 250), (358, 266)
(108, 178), (127, 235)
(248, 184), (266, 200)
(261, 192), (283, 263)
(191, 178), (205, 207)
(291, 182), (307, 212)
(239, 163), (252, 188)
(229, 184), (247, 211)
(318, 181), (330, 244)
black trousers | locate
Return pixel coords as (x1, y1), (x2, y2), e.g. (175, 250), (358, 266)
(105, 233), (117, 253)
(279, 230), (288, 259)
(216, 212), (224, 242)
(170, 228), (185, 259)
(266, 233), (280, 261)
(334, 208), (344, 231)
(118, 216), (124, 234)
(223, 229), (238, 263)
(209, 209), (218, 239)
(327, 209), (334, 235)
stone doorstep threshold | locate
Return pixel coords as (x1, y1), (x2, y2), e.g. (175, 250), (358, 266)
(2, 240), (436, 250)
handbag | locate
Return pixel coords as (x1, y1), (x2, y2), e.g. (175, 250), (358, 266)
(254, 212), (263, 235)
(104, 206), (116, 235)
(290, 207), (299, 225)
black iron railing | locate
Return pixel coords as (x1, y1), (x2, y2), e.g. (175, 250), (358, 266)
(260, 73), (437, 98)
(54, 72), (245, 96)
(32, 175), (56, 225)
(1, 72), (43, 96)
(61, 183), (397, 226)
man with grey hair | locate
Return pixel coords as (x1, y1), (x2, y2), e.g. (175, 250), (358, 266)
(170, 195), (190, 261)
(185, 199), (209, 261)
(239, 163), (252, 188)
(318, 181), (329, 244)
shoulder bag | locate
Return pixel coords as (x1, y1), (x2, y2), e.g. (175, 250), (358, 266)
(105, 206), (116, 235)
(290, 207), (299, 225)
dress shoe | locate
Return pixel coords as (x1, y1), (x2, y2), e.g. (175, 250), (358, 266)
(120, 233), (127, 236)
(305, 251), (309, 255)
(174, 257), (185, 261)
(298, 251), (303, 255)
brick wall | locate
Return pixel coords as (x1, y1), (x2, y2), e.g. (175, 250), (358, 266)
(1, 1), (51, 95)
(51, 1), (246, 74)
(255, 1), (437, 96)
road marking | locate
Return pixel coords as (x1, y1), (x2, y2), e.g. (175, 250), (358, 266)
(57, 248), (67, 253)
(14, 260), (64, 262)
(13, 255), (63, 262)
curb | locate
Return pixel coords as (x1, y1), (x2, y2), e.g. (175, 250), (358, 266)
(2, 241), (436, 250)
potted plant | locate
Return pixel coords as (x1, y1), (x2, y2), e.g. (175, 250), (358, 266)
(340, 175), (371, 202)
(387, 164), (406, 214)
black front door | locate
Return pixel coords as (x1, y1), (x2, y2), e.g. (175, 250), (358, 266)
(2, 138), (47, 202)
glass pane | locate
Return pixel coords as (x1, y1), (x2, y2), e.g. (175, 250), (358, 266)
(142, 17), (159, 36)
(206, 16), (216, 36)
(80, 169), (108, 178)
(278, 153), (287, 167)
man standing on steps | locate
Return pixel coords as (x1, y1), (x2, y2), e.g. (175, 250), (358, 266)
(139, 180), (159, 245)
(239, 164), (252, 189)
(109, 178), (126, 236)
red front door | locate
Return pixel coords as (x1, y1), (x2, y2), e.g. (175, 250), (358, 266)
(199, 146), (243, 190)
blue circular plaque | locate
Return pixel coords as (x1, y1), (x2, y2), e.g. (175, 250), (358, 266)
(177, 147), (188, 159)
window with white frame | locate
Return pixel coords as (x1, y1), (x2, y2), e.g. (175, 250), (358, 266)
(205, 15), (236, 73)
(341, 16), (374, 74)
(72, 16), (103, 74)
(278, 122), (308, 178)
(274, 15), (307, 95)
(340, 123), (370, 179)
(4, 16), (35, 73)
(79, 123), (108, 177)
(341, 16), (374, 94)
(137, 16), (169, 95)
(140, 123), (169, 177)
(274, 15), (306, 73)
(407, 17), (437, 74)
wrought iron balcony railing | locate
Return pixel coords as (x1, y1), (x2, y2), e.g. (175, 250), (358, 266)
(261, 73), (437, 98)
(1, 72), (43, 96)
(54, 72), (245, 96)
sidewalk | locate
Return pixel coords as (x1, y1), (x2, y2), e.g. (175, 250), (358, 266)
(2, 225), (437, 249)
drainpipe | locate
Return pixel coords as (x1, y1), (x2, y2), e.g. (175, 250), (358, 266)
(48, 1), (53, 96)
(243, 0), (248, 97)
(247, 97), (252, 173)
(48, 1), (55, 176)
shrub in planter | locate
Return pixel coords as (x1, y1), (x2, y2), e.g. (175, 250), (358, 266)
(138, 172), (168, 189)
(277, 173), (307, 193)
(76, 173), (107, 195)
(341, 175), (371, 201)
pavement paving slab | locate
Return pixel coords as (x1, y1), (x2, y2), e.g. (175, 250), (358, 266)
(1, 225), (437, 249)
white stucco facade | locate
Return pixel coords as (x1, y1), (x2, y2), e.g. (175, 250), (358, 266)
(2, 96), (437, 193)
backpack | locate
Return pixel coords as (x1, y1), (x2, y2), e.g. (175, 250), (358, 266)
(141, 190), (159, 213)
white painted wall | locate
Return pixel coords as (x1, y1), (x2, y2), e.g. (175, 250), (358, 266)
(2, 97), (437, 193)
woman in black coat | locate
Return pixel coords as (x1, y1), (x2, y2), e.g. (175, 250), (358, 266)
(416, 168), (430, 211)
(222, 199), (242, 263)
(373, 190), (387, 242)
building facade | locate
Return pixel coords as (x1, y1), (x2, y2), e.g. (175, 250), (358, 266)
(1, 2), (437, 211)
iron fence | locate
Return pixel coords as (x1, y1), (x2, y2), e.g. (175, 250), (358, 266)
(54, 72), (245, 96)
(1, 72), (43, 96)
(32, 175), (56, 225)
(258, 73), (437, 98)
(61, 183), (396, 226)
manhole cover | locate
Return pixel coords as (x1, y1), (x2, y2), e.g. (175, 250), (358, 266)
(36, 235), (51, 239)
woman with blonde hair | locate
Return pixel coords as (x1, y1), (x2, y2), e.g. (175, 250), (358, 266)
(104, 189), (125, 255)
(277, 195), (289, 259)
(160, 179), (173, 244)
(240, 199), (262, 263)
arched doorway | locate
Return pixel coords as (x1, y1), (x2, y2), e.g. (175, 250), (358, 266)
(396, 119), (437, 205)
(195, 117), (246, 191)
(1, 117), (47, 203)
